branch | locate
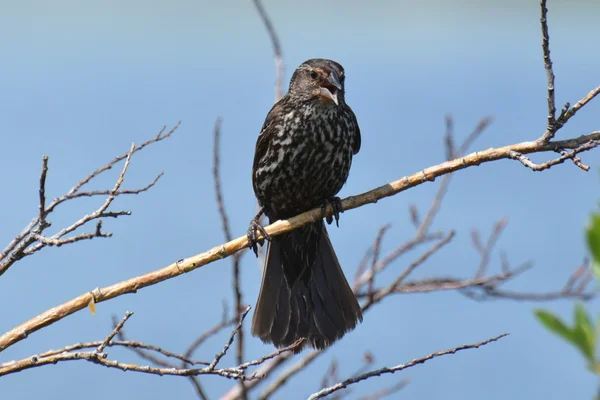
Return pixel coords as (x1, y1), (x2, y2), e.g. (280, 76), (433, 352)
(259, 351), (323, 400)
(252, 0), (284, 101)
(212, 117), (247, 399)
(2, 127), (599, 354)
(0, 309), (265, 381)
(540, 0), (557, 140)
(307, 334), (508, 400)
(0, 123), (178, 276)
(208, 306), (250, 371)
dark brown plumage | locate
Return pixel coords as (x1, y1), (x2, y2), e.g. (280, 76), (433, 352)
(248, 59), (363, 350)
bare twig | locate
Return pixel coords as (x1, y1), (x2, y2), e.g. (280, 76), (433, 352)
(0, 309), (267, 382)
(38, 156), (49, 229)
(353, 233), (445, 290)
(61, 172), (163, 201)
(212, 117), (247, 399)
(259, 351), (322, 400)
(462, 286), (595, 302)
(0, 123), (178, 276)
(111, 316), (207, 369)
(367, 224), (392, 299)
(213, 118), (233, 244)
(0, 351), (259, 380)
(308, 334), (508, 400)
(474, 218), (508, 278)
(97, 312), (133, 353)
(562, 259), (588, 293)
(350, 352), (375, 380)
(416, 116), (492, 238)
(560, 86), (600, 125)
(363, 232), (455, 312)
(221, 353), (294, 400)
(540, 0), (557, 141)
(60, 123), (178, 201)
(208, 306), (250, 371)
(444, 115), (455, 160)
(252, 0), (284, 101)
(458, 117), (494, 155)
(239, 340), (304, 371)
(509, 140), (599, 172)
(16, 339), (208, 367)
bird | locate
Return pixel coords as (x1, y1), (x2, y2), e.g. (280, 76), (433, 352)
(248, 58), (363, 350)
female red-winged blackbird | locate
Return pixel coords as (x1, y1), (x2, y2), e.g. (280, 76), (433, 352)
(248, 58), (363, 350)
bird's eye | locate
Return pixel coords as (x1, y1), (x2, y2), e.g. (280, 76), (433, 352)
(310, 70), (318, 80)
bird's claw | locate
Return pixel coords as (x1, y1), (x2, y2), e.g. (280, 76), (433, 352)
(321, 196), (343, 227)
(247, 218), (271, 257)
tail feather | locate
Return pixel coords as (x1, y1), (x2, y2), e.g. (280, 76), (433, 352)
(251, 223), (363, 350)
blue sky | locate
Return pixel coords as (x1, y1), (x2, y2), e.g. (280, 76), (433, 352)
(1, 1), (599, 399)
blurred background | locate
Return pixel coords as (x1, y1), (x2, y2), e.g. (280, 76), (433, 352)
(1, 0), (599, 398)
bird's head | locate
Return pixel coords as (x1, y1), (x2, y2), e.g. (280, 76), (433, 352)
(288, 59), (345, 106)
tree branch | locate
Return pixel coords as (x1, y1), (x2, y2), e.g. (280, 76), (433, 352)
(307, 334), (508, 399)
(1, 126), (599, 354)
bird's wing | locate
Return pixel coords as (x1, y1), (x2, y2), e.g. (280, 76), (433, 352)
(252, 99), (286, 192)
(347, 106), (361, 155)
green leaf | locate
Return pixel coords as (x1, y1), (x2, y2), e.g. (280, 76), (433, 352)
(573, 304), (596, 363)
(586, 213), (600, 265)
(534, 309), (574, 343)
(592, 259), (600, 283)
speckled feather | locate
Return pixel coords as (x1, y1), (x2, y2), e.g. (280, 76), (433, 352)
(250, 59), (363, 350)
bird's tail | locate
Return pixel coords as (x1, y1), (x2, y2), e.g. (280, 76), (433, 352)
(251, 222), (363, 350)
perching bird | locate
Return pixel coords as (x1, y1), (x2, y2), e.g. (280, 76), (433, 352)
(248, 58), (363, 350)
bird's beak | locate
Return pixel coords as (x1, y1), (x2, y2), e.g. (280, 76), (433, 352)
(319, 87), (338, 106)
(319, 71), (342, 106)
(327, 70), (342, 91)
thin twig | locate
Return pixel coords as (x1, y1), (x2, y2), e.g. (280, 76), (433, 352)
(96, 312), (133, 353)
(540, 0), (557, 140)
(259, 351), (323, 400)
(416, 116), (492, 238)
(367, 224), (392, 300)
(560, 86), (600, 125)
(474, 218), (508, 278)
(62, 172), (164, 201)
(59, 123), (178, 202)
(212, 117), (247, 399)
(22, 340), (209, 367)
(509, 140), (599, 172)
(208, 306), (250, 371)
(0, 351), (258, 380)
(213, 118), (233, 244)
(308, 334), (508, 400)
(38, 156), (49, 228)
(252, 0), (284, 101)
(364, 232), (455, 311)
(0, 123), (178, 276)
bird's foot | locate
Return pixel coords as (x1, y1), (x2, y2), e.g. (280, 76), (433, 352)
(247, 209), (271, 257)
(320, 196), (343, 227)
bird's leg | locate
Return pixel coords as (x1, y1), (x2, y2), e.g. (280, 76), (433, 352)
(320, 196), (344, 227)
(247, 208), (271, 257)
